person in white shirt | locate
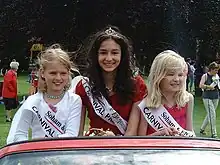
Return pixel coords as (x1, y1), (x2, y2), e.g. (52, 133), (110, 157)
(189, 61), (196, 93)
(7, 44), (82, 144)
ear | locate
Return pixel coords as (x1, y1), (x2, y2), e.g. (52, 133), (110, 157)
(39, 68), (45, 79)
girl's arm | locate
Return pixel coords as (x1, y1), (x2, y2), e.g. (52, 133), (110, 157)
(126, 76), (148, 136)
(124, 102), (140, 136)
(11, 109), (33, 143)
(186, 93), (194, 131)
(138, 111), (148, 135)
(74, 80), (86, 136)
(59, 96), (82, 137)
(78, 106), (86, 136)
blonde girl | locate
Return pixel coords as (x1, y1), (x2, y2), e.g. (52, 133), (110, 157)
(7, 44), (82, 144)
(138, 50), (194, 136)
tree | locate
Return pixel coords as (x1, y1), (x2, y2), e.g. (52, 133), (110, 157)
(1, 0), (220, 75)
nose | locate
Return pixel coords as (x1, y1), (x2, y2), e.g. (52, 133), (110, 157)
(173, 75), (179, 81)
(55, 73), (62, 80)
(105, 52), (113, 61)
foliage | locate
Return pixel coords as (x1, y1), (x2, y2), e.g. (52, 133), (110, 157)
(0, 0), (220, 70)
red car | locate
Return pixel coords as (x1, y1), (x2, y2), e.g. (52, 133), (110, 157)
(0, 137), (220, 165)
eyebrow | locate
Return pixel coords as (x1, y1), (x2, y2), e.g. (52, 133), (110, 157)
(99, 48), (120, 51)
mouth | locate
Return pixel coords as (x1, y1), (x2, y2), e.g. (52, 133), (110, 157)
(170, 84), (180, 87)
(103, 63), (115, 67)
(53, 82), (63, 85)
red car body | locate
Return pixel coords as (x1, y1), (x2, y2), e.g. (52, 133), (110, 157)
(1, 137), (220, 164)
(1, 137), (220, 157)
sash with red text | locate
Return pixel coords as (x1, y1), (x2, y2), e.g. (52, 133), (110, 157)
(82, 78), (127, 135)
(138, 100), (195, 137)
(29, 103), (65, 137)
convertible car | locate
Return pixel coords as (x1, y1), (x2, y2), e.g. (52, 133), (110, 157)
(0, 137), (220, 165)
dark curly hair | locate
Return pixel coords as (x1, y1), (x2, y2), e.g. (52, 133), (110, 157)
(84, 25), (136, 105)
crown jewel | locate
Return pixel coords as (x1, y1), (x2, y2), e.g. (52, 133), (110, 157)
(105, 27), (117, 36)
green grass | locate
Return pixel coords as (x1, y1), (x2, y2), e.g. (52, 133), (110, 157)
(0, 75), (219, 147)
(193, 98), (219, 137)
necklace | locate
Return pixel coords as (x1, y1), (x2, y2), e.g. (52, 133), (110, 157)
(106, 86), (113, 93)
(45, 91), (65, 99)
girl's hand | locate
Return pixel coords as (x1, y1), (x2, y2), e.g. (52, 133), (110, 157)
(88, 128), (115, 136)
(103, 129), (115, 136)
(158, 127), (178, 136)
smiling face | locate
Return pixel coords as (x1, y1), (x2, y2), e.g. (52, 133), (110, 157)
(40, 60), (69, 95)
(98, 39), (121, 73)
(160, 68), (185, 93)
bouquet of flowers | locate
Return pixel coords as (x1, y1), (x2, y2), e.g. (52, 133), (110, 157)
(85, 128), (115, 136)
(210, 74), (220, 88)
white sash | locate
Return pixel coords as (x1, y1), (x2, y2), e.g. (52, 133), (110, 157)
(138, 100), (195, 137)
(28, 98), (66, 138)
(82, 78), (127, 135)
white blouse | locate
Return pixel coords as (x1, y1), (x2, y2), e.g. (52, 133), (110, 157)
(7, 91), (82, 144)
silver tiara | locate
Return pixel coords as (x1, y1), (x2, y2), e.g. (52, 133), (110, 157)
(105, 27), (119, 37)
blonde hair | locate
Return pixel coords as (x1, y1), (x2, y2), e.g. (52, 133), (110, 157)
(146, 50), (189, 108)
(37, 44), (77, 93)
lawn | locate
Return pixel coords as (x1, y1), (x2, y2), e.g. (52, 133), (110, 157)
(0, 75), (219, 147)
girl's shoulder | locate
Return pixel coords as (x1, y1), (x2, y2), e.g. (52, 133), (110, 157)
(71, 76), (84, 90)
(133, 75), (147, 88)
(132, 75), (148, 102)
(20, 93), (42, 108)
(74, 77), (89, 96)
(61, 91), (82, 110)
(66, 90), (81, 101)
(187, 92), (194, 102)
(184, 92), (194, 109)
(134, 75), (145, 83)
(26, 92), (41, 101)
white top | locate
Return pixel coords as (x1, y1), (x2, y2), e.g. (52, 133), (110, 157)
(7, 91), (82, 144)
(190, 65), (196, 74)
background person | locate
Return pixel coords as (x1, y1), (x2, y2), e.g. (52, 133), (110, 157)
(189, 60), (196, 93)
(2, 61), (19, 122)
(29, 66), (39, 95)
(10, 59), (19, 70)
(186, 58), (193, 92)
(199, 62), (220, 138)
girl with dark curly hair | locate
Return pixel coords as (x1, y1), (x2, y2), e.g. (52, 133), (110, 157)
(75, 26), (147, 136)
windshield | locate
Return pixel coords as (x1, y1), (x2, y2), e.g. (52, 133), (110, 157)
(1, 149), (220, 165)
